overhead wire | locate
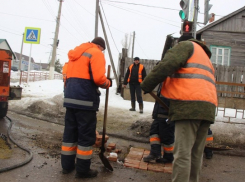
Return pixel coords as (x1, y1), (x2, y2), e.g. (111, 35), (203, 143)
(41, 0), (56, 18)
(60, 15), (87, 40)
(101, 1), (178, 59)
(100, 2), (120, 53)
(0, 11), (54, 22)
(73, 0), (94, 16)
(102, 2), (180, 28)
(135, 38), (149, 59)
(102, 0), (180, 11)
(63, 0), (91, 39)
(0, 28), (22, 36)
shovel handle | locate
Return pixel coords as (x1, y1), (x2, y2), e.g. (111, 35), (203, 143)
(149, 92), (169, 111)
(101, 65), (110, 152)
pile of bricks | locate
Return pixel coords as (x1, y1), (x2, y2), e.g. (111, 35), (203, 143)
(106, 143), (122, 162)
(93, 132), (121, 162)
(124, 147), (172, 174)
(93, 131), (109, 148)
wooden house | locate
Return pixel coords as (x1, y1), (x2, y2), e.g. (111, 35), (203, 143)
(196, 6), (245, 67)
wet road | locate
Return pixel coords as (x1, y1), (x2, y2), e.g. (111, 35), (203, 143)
(0, 112), (245, 182)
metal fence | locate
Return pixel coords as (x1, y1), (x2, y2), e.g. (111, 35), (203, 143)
(118, 56), (245, 121)
(20, 71), (62, 84)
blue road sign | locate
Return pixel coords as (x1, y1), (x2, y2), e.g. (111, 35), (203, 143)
(24, 27), (41, 44)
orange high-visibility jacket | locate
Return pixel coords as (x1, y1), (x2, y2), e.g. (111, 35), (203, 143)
(161, 42), (217, 106)
(64, 42), (110, 111)
(127, 64), (144, 83)
(62, 62), (68, 82)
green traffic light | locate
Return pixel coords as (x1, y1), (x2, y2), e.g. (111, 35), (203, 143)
(179, 10), (186, 20)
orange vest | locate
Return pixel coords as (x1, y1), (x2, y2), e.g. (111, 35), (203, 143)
(62, 62), (68, 79)
(127, 64), (144, 83)
(161, 42), (217, 106)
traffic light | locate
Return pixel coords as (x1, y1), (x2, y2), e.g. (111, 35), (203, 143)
(204, 0), (213, 25)
(182, 21), (193, 34)
(179, 0), (189, 21)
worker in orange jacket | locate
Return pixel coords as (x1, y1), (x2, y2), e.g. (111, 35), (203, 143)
(61, 37), (112, 179)
(62, 62), (68, 87)
(143, 83), (175, 163)
(123, 57), (146, 113)
(141, 34), (217, 182)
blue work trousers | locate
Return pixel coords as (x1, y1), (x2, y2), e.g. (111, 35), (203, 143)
(61, 108), (97, 173)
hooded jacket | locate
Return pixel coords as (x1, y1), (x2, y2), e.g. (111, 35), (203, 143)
(63, 42), (110, 111)
(141, 39), (216, 123)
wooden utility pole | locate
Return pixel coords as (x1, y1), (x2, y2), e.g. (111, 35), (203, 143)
(131, 31), (135, 59)
(49, 0), (63, 80)
(95, 0), (99, 37)
(98, 7), (119, 88)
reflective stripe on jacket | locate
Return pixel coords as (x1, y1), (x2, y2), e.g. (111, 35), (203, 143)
(64, 42), (110, 110)
(127, 64), (144, 83)
(161, 42), (217, 106)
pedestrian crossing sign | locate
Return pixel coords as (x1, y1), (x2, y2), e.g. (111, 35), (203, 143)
(24, 27), (41, 44)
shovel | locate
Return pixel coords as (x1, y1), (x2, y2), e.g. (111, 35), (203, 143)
(149, 92), (169, 111)
(99, 65), (113, 171)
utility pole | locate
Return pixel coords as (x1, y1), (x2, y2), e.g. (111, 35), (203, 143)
(49, 0), (63, 80)
(193, 0), (199, 38)
(18, 33), (24, 72)
(95, 0), (99, 37)
(98, 7), (119, 88)
(131, 31), (135, 59)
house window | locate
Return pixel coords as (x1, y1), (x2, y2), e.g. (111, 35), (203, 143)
(210, 45), (231, 66)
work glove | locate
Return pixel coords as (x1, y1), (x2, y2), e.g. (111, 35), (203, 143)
(108, 78), (112, 87)
(143, 91), (149, 94)
(141, 88), (149, 94)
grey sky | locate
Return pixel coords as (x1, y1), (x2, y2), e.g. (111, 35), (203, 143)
(0, 0), (244, 69)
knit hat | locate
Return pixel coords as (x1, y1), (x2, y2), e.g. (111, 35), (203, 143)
(178, 34), (194, 43)
(91, 37), (106, 50)
(134, 57), (140, 61)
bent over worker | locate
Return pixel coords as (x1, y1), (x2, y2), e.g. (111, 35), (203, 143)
(123, 57), (146, 113)
(141, 34), (217, 182)
(143, 83), (175, 163)
(61, 37), (112, 179)
(204, 128), (214, 159)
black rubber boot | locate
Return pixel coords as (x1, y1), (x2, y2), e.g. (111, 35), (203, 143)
(129, 102), (136, 111)
(143, 154), (161, 162)
(156, 153), (174, 163)
(75, 169), (98, 178)
(139, 103), (143, 114)
(62, 166), (75, 174)
(204, 147), (213, 159)
(143, 144), (161, 162)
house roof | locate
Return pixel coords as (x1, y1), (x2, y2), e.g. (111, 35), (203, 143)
(40, 63), (49, 69)
(14, 52), (35, 63)
(197, 6), (245, 34)
(0, 39), (16, 59)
